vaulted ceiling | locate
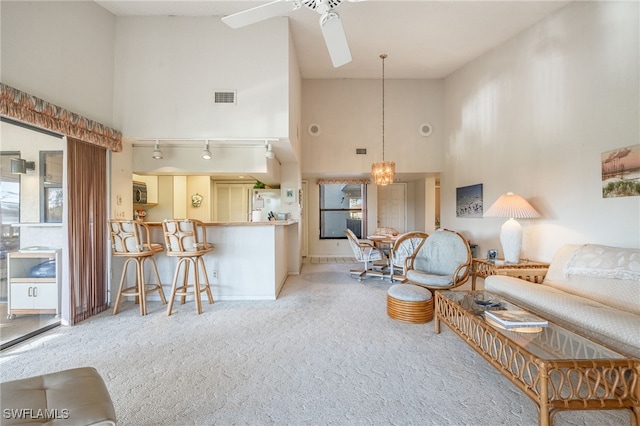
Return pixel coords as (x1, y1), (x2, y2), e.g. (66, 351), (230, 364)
(95, 0), (570, 80)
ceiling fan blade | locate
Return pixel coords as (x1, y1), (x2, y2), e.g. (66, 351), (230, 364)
(222, 0), (301, 29)
(320, 11), (352, 68)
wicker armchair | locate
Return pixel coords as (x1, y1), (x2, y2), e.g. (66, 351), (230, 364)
(404, 229), (471, 290)
(345, 229), (387, 281)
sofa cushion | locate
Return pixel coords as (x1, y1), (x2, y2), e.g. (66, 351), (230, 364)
(485, 275), (640, 359)
(543, 244), (640, 316)
(566, 244), (640, 280)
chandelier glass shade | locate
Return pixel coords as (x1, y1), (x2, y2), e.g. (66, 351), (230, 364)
(371, 160), (395, 186)
(372, 53), (394, 186)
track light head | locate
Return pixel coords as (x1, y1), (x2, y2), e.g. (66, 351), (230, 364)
(152, 141), (163, 160)
(265, 142), (275, 159)
(202, 141), (212, 160)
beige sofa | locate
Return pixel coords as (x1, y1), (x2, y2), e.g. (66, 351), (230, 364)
(485, 244), (640, 359)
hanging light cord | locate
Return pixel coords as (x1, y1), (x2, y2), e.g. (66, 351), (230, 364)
(381, 53), (387, 162)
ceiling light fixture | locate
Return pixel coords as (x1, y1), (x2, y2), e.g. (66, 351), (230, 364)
(265, 142), (275, 159)
(371, 53), (395, 186)
(152, 141), (163, 160)
(202, 141), (212, 160)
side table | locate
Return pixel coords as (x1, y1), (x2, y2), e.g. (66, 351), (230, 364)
(470, 258), (550, 290)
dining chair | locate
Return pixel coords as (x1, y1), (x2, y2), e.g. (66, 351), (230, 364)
(344, 228), (388, 281)
(389, 231), (428, 281)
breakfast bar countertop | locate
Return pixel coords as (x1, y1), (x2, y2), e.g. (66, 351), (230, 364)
(144, 220), (298, 227)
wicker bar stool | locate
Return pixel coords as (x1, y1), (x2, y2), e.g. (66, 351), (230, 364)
(162, 219), (214, 315)
(110, 219), (167, 315)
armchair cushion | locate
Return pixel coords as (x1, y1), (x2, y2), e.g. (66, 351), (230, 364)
(405, 270), (453, 287)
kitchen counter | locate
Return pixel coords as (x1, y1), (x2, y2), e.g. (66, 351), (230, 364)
(144, 220), (297, 227)
(110, 220), (300, 303)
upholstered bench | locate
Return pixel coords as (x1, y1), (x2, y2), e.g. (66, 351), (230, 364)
(0, 367), (116, 425)
(387, 283), (433, 323)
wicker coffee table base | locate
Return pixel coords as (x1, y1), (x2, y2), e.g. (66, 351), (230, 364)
(435, 291), (640, 426)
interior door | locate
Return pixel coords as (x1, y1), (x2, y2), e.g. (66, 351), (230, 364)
(377, 183), (406, 232)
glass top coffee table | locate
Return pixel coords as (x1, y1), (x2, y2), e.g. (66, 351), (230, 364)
(435, 290), (640, 426)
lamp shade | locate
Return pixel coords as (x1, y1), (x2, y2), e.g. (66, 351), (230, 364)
(483, 192), (540, 219)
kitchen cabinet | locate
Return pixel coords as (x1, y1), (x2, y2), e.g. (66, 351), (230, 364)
(214, 183), (254, 221)
(7, 249), (61, 319)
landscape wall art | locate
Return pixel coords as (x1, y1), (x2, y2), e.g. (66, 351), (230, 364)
(602, 144), (640, 198)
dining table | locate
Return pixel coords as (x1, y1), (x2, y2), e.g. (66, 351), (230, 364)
(366, 234), (400, 280)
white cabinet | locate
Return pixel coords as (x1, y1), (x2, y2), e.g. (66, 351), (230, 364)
(7, 250), (61, 319)
(214, 183), (254, 222)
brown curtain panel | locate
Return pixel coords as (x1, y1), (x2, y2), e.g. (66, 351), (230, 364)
(67, 137), (109, 324)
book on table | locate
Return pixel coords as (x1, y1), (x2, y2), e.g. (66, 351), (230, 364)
(484, 309), (548, 328)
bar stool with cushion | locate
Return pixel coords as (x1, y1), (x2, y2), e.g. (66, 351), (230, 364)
(110, 219), (167, 315)
(162, 219), (214, 315)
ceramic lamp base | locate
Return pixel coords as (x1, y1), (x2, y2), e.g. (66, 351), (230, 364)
(500, 218), (522, 264)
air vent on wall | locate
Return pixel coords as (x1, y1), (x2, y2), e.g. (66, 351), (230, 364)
(214, 90), (236, 104)
(356, 148), (367, 155)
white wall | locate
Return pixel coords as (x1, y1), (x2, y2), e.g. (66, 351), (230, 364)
(442, 1), (640, 261)
(302, 79), (444, 176)
(0, 1), (116, 126)
(113, 16), (291, 140)
(301, 78), (444, 256)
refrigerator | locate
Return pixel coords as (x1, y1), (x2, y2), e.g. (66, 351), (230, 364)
(249, 189), (281, 222)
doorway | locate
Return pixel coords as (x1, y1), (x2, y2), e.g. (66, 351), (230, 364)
(377, 183), (407, 233)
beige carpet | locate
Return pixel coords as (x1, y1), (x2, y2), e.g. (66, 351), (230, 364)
(0, 262), (630, 425)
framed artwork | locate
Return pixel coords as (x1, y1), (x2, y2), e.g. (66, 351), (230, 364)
(602, 144), (640, 198)
(456, 183), (483, 218)
(283, 187), (296, 203)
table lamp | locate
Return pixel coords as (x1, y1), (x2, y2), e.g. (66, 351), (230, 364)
(483, 192), (540, 263)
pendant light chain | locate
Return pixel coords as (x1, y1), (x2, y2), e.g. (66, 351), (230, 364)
(371, 53), (395, 186)
(381, 53), (386, 162)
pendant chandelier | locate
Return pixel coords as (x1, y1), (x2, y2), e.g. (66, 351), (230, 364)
(371, 53), (395, 186)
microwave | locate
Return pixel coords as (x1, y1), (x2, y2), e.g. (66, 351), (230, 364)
(133, 181), (147, 204)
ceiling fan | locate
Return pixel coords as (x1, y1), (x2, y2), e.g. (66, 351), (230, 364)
(221, 0), (362, 68)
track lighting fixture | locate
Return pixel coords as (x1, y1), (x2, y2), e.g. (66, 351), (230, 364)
(265, 142), (275, 159)
(202, 141), (212, 160)
(152, 141), (163, 160)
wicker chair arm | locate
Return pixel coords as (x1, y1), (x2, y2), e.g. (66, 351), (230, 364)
(452, 262), (471, 287)
(358, 241), (377, 249)
(403, 255), (417, 272)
